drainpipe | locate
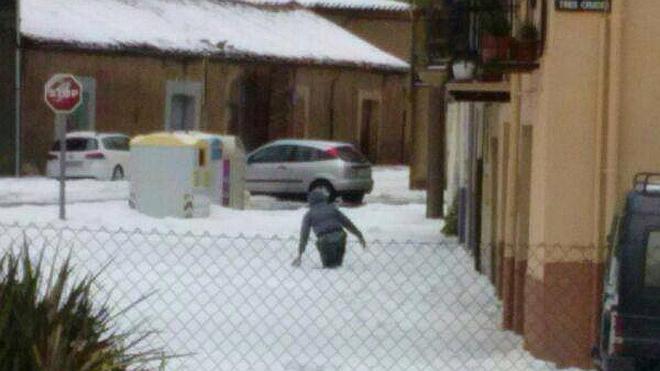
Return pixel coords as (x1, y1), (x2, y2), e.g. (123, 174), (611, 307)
(202, 54), (209, 131)
(291, 68), (298, 137)
(590, 0), (622, 348)
(502, 74), (522, 330)
(408, 1), (418, 186)
(604, 1), (623, 232)
(592, 8), (611, 252)
(14, 0), (21, 176)
(328, 74), (339, 139)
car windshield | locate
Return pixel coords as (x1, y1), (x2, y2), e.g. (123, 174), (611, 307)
(52, 138), (99, 152)
(336, 146), (368, 164)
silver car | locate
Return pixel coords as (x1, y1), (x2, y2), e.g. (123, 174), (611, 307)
(246, 139), (373, 203)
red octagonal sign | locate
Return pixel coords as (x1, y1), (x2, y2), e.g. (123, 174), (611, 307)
(44, 74), (83, 114)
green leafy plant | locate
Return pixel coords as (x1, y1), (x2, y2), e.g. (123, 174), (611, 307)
(442, 197), (459, 236)
(518, 20), (539, 41)
(482, 12), (511, 37)
(0, 243), (165, 371)
(479, 59), (505, 81)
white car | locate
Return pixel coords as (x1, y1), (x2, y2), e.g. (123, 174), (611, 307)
(46, 131), (130, 180)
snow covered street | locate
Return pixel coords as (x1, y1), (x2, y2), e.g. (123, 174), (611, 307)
(0, 167), (579, 370)
(0, 167), (437, 241)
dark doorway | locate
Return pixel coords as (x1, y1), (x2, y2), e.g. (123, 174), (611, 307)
(228, 72), (270, 152)
(360, 99), (380, 163)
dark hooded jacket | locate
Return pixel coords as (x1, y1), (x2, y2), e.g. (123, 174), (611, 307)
(298, 191), (364, 251)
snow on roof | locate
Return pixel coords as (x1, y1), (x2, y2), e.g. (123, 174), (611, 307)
(241, 0), (411, 11)
(20, 0), (409, 71)
(302, 0), (410, 11)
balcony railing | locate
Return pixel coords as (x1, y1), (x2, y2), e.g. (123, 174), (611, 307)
(447, 0), (543, 82)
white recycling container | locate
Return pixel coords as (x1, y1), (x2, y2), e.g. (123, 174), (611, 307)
(129, 132), (211, 218)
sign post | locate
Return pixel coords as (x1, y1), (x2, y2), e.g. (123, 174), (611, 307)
(44, 74), (83, 220)
(56, 114), (66, 220)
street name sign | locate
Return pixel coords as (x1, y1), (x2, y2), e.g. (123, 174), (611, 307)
(555, 0), (609, 12)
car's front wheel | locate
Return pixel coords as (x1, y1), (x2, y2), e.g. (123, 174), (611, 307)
(111, 165), (124, 181)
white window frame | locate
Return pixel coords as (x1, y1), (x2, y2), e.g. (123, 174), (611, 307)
(356, 90), (383, 152)
(164, 80), (202, 131)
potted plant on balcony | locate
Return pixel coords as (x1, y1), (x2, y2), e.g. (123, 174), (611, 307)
(480, 10), (512, 63)
(451, 48), (478, 80)
(479, 59), (505, 82)
(513, 20), (539, 62)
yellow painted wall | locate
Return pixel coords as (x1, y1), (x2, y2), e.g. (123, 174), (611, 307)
(527, 9), (604, 249)
(526, 0), (660, 250)
(616, 1), (660, 204)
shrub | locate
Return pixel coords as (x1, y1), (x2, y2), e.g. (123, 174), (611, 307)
(0, 244), (164, 371)
(518, 20), (539, 41)
(442, 197), (459, 236)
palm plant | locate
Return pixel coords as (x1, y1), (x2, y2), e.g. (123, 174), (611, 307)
(0, 243), (165, 371)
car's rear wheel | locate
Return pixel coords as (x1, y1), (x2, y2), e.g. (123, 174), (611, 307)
(111, 165), (124, 181)
(342, 192), (365, 204)
(310, 181), (336, 202)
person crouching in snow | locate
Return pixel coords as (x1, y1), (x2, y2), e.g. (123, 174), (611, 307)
(292, 190), (366, 268)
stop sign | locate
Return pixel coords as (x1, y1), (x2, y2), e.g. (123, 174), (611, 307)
(44, 74), (83, 114)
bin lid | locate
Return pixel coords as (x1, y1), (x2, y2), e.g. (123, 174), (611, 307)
(131, 132), (205, 149)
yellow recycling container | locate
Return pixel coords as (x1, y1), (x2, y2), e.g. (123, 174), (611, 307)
(181, 131), (247, 210)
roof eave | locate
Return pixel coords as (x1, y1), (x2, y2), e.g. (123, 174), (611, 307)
(309, 5), (416, 19)
(22, 37), (409, 74)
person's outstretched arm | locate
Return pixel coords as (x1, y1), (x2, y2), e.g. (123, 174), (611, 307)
(336, 210), (366, 249)
(292, 213), (311, 266)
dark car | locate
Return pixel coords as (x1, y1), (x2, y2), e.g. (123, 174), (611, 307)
(594, 173), (660, 370)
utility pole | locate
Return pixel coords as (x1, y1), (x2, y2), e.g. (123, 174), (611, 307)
(408, 0), (418, 186)
(426, 0), (447, 219)
(426, 81), (447, 219)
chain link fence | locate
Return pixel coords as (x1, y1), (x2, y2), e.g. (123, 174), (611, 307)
(0, 222), (590, 370)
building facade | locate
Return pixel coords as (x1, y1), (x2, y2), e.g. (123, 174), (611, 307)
(2, 0), (412, 175)
(19, 49), (408, 173)
(445, 0), (660, 368)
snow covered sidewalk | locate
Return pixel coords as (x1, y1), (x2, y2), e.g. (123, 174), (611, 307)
(0, 177), (128, 206)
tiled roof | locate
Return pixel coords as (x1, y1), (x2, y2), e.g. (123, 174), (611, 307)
(21, 0), (409, 71)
